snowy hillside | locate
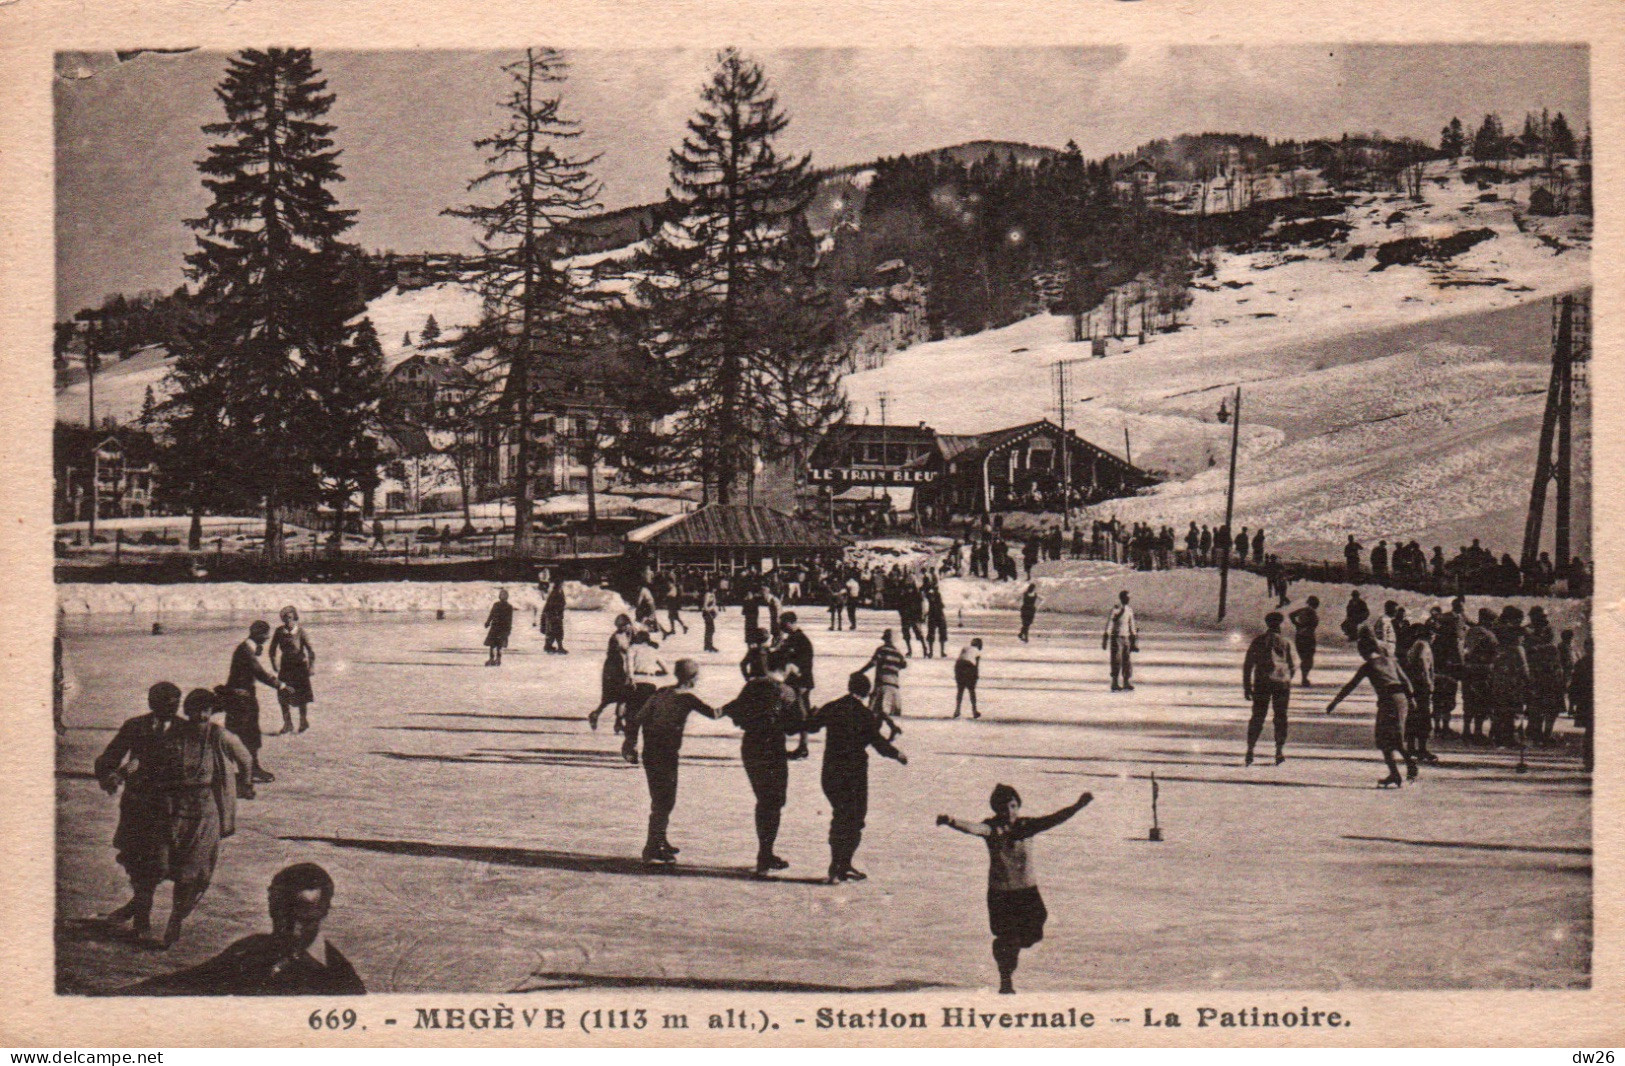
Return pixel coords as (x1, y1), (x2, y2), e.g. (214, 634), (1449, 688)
(56, 283), (487, 427)
(844, 162), (1590, 557)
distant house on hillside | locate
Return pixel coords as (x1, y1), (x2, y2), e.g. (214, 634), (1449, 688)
(1115, 158), (1160, 195)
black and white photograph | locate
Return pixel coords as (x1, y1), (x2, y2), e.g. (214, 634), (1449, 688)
(7, 5), (1615, 1047)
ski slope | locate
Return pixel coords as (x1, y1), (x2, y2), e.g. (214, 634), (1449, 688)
(845, 166), (1590, 557)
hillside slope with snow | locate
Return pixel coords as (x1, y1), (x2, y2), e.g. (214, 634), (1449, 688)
(844, 164), (1590, 557)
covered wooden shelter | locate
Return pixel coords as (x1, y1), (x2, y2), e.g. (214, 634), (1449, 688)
(627, 505), (849, 572)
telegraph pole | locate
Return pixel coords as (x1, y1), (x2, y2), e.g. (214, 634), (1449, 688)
(1054, 361), (1071, 529)
(1052, 357), (1091, 529)
(1217, 386), (1242, 623)
(86, 346), (98, 539)
(1522, 294), (1589, 572)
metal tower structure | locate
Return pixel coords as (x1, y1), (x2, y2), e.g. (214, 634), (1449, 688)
(1521, 293), (1590, 572)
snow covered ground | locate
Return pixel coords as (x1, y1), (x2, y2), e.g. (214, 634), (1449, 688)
(55, 608), (1590, 994)
(845, 164), (1589, 556)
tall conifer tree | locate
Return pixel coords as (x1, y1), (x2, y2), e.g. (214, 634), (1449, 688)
(165, 48), (379, 557)
(446, 48), (603, 547)
(633, 48), (843, 504)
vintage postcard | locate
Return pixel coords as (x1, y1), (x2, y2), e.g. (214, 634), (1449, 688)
(1, 0), (1620, 1049)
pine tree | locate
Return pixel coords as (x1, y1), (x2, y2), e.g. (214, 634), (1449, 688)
(1440, 117), (1466, 158)
(1472, 113), (1507, 163)
(444, 48), (604, 546)
(421, 313), (441, 344)
(164, 48), (379, 558)
(403, 331), (413, 347)
(1550, 112), (1577, 159)
(139, 385), (157, 429)
(633, 48), (841, 504)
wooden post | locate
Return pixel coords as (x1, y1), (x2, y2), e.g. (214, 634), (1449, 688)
(1217, 387), (1242, 623)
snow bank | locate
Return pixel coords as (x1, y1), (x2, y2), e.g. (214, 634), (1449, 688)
(938, 563), (1589, 638)
(56, 581), (630, 618)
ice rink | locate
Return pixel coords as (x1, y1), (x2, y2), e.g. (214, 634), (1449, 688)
(55, 603), (1591, 994)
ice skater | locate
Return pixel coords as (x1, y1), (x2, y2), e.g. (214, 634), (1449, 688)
(856, 629), (907, 738)
(622, 629), (667, 747)
(588, 614), (635, 732)
(701, 585), (720, 652)
(269, 606), (315, 735)
(1403, 622), (1439, 764)
(224, 621), (288, 782)
(540, 581), (568, 654)
(96, 685), (255, 946)
(954, 638), (983, 719)
(1242, 612), (1295, 766)
(771, 611), (816, 717)
(1103, 590), (1138, 691)
(925, 581), (950, 658)
(483, 590), (514, 666)
(804, 673), (907, 883)
(721, 657), (808, 876)
(621, 659), (723, 864)
(1342, 628), (1419, 787)
(663, 579), (689, 636)
(1287, 596), (1319, 686)
(937, 785), (1093, 994)
(1018, 583), (1038, 643)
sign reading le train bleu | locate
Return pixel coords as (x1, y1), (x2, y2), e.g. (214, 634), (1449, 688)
(808, 466), (938, 484)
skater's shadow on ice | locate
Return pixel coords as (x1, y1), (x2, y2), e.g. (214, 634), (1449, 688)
(414, 712), (600, 723)
(514, 972), (951, 993)
(354, 660), (488, 669)
(371, 749), (735, 769)
(1036, 767), (1374, 791)
(281, 834), (827, 884)
(1342, 834), (1591, 857)
(55, 916), (151, 948)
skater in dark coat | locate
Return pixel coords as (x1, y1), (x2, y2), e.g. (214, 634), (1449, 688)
(1018, 583), (1039, 643)
(721, 660), (808, 876)
(224, 621), (287, 782)
(938, 785), (1093, 994)
(771, 612), (816, 716)
(1341, 589), (1370, 642)
(621, 660), (723, 863)
(804, 673), (907, 883)
(954, 639), (984, 719)
(483, 590), (514, 666)
(588, 614), (635, 732)
(94, 682), (184, 940)
(540, 582), (568, 654)
(1287, 596), (1320, 685)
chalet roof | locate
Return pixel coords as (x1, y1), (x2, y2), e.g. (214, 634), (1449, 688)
(943, 419), (1159, 486)
(636, 505), (849, 550)
(933, 434), (983, 463)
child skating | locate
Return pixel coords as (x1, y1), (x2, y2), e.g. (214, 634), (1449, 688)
(937, 785), (1093, 994)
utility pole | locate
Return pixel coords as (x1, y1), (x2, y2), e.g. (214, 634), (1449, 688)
(1055, 361), (1070, 529)
(1123, 425), (1133, 468)
(86, 346), (98, 539)
(1522, 294), (1588, 572)
(1052, 357), (1091, 529)
(1217, 386), (1242, 623)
